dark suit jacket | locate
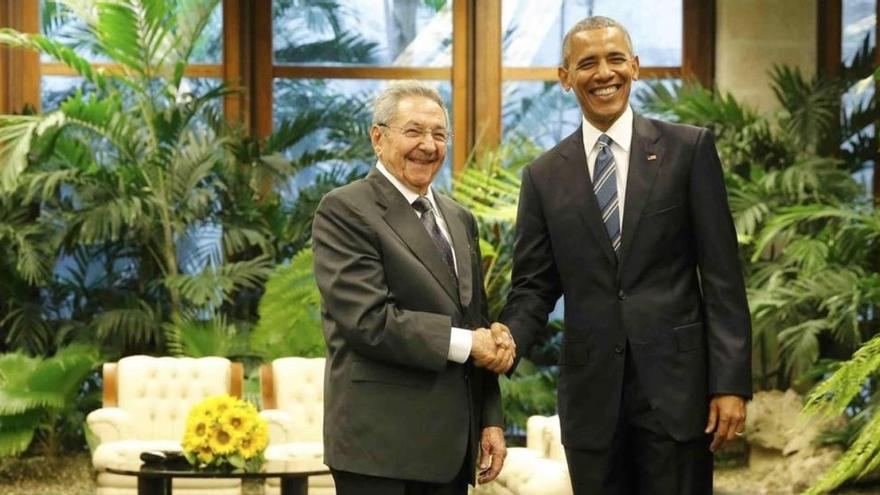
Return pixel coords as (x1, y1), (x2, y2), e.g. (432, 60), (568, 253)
(500, 114), (751, 450)
(312, 167), (502, 483)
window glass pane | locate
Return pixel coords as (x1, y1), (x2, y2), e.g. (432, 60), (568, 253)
(41, 76), (85, 111)
(273, 79), (454, 194)
(502, 78), (680, 149)
(842, 0), (876, 65)
(273, 0), (453, 67)
(40, 1), (222, 64)
(501, 0), (682, 67)
(841, 0), (876, 192)
(191, 4), (224, 63)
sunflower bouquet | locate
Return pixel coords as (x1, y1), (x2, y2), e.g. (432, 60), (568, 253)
(182, 395), (269, 471)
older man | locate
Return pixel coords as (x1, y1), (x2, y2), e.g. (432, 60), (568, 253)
(499, 16), (752, 494)
(312, 81), (513, 495)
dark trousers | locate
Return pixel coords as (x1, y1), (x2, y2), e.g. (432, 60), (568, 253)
(331, 433), (471, 495)
(330, 467), (468, 495)
(564, 343), (713, 495)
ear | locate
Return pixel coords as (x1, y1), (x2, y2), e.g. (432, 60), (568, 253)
(370, 125), (383, 156)
(631, 55), (640, 81)
(558, 66), (571, 92)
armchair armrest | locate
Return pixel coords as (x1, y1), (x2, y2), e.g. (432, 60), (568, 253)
(86, 407), (134, 444)
(260, 409), (295, 445)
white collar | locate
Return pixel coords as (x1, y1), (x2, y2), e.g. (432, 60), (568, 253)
(581, 105), (633, 152)
(376, 161), (439, 207)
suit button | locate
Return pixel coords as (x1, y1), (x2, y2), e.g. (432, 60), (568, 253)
(618, 290), (627, 300)
(650, 402), (658, 411)
(614, 344), (624, 355)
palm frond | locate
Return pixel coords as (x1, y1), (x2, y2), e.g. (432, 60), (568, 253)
(164, 314), (249, 358)
(0, 411), (41, 457)
(770, 65), (840, 149)
(0, 28), (110, 91)
(89, 301), (161, 347)
(250, 249), (325, 360)
(165, 256), (273, 307)
(0, 116), (43, 190)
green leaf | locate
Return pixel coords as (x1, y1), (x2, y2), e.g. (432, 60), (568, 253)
(251, 249), (326, 359)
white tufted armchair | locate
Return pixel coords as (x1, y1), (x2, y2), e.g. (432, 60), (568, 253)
(471, 415), (572, 495)
(259, 357), (334, 495)
(87, 355), (244, 495)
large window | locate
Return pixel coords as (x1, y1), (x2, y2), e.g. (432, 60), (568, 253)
(38, 0), (224, 111)
(4, 0), (710, 174)
(270, 1), (455, 185)
(500, 0), (683, 148)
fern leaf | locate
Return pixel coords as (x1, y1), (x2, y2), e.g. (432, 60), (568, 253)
(806, 408), (880, 494)
(251, 249), (325, 359)
(803, 334), (880, 418)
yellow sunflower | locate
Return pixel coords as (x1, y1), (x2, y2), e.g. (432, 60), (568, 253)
(250, 420), (269, 451)
(196, 444), (215, 464)
(182, 429), (207, 452)
(208, 425), (237, 455)
(219, 407), (255, 437)
(237, 435), (261, 459)
(205, 395), (237, 416)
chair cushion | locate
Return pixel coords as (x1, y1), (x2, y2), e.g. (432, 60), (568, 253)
(116, 356), (232, 441)
(93, 440), (182, 470)
(270, 358), (325, 442)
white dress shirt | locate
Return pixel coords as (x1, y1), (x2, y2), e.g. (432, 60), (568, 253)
(376, 162), (473, 363)
(581, 105), (634, 230)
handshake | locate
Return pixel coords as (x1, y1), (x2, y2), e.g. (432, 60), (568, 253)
(470, 322), (516, 374)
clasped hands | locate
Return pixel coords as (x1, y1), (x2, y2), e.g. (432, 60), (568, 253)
(471, 322), (515, 374)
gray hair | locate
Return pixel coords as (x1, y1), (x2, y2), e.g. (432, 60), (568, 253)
(372, 80), (448, 126)
(561, 16), (635, 66)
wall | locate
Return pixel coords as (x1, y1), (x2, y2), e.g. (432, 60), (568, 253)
(715, 0), (818, 113)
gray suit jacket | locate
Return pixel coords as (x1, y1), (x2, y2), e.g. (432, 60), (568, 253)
(312, 167), (502, 483)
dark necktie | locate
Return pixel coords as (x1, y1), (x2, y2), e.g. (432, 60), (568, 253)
(412, 196), (456, 277)
(594, 134), (621, 254)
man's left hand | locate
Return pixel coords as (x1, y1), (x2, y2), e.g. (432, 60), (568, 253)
(477, 426), (507, 484)
(705, 394), (747, 452)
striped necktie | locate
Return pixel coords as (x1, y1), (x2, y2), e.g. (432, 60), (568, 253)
(594, 134), (621, 254)
(412, 196), (456, 277)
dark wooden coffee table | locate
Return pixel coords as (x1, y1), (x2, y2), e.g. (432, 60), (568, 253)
(106, 463), (330, 495)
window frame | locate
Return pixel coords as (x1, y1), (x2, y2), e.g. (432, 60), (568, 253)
(4, 0), (716, 175)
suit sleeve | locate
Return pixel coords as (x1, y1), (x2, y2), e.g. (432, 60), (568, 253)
(469, 213), (503, 428)
(499, 165), (563, 362)
(689, 129), (753, 399)
(312, 192), (451, 372)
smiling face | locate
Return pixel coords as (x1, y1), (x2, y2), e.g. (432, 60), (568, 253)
(558, 27), (639, 131)
(370, 95), (448, 195)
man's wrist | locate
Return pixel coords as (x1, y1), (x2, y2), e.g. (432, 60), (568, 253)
(448, 327), (473, 363)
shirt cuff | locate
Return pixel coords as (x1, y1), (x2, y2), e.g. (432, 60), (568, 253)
(447, 327), (473, 363)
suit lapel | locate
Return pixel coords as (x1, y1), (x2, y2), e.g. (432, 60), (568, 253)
(618, 114), (664, 268)
(435, 195), (473, 309)
(368, 169), (460, 305)
(558, 127), (618, 266)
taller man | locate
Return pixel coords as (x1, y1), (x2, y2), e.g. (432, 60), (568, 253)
(313, 81), (513, 495)
(499, 17), (752, 494)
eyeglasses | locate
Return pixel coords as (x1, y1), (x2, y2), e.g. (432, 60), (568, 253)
(378, 124), (453, 144)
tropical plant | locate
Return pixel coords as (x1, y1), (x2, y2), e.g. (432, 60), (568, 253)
(636, 56), (877, 390)
(250, 248), (326, 360)
(0, 0), (370, 357)
(0, 344), (100, 457)
(451, 137), (560, 428)
(789, 64), (880, 494)
(802, 332), (880, 493)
